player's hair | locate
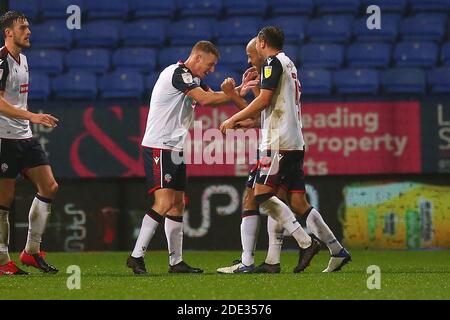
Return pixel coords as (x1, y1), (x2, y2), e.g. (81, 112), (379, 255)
(257, 26), (284, 50)
(0, 11), (28, 39)
(192, 41), (220, 59)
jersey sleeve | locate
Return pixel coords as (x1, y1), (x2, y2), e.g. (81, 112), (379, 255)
(0, 58), (10, 91)
(260, 56), (283, 91)
(172, 67), (200, 93)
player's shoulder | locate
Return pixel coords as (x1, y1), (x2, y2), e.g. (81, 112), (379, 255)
(263, 55), (282, 67)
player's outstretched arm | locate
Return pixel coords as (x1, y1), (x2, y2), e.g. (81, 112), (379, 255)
(0, 93), (58, 128)
(187, 87), (230, 106)
(219, 89), (273, 134)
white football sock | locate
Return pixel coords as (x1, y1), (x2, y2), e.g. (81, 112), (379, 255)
(307, 208), (343, 255)
(265, 215), (283, 265)
(0, 207), (10, 265)
(240, 212), (260, 266)
(165, 216), (183, 266)
(131, 212), (161, 258)
(260, 196), (311, 249)
(25, 195), (52, 254)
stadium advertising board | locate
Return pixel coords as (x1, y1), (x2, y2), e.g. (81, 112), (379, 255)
(12, 176), (450, 251)
(35, 100), (423, 178)
(421, 100), (450, 173)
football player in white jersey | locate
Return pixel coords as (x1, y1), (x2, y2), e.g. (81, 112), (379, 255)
(0, 11), (59, 276)
(127, 41), (241, 275)
(221, 27), (351, 273)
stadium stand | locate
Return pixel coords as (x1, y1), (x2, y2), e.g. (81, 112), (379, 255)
(12, 0), (450, 99)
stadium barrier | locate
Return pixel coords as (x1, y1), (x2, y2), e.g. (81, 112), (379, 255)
(10, 175), (450, 251)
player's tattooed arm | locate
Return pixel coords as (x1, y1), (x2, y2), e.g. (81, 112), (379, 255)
(0, 91), (58, 128)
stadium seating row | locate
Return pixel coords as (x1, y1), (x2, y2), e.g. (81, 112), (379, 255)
(27, 42), (450, 76)
(12, 0), (450, 21)
(26, 14), (450, 50)
(28, 67), (450, 100)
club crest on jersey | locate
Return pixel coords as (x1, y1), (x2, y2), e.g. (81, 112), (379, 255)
(264, 66), (272, 78)
(153, 156), (160, 165)
(1, 163), (8, 173)
(164, 174), (172, 183)
(182, 72), (193, 84)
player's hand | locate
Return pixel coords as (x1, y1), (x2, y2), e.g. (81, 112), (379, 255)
(30, 113), (59, 128)
(221, 78), (236, 95)
(235, 118), (256, 130)
(219, 118), (236, 134)
(240, 79), (259, 97)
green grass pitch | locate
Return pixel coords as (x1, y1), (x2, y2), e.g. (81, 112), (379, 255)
(1, 250), (449, 300)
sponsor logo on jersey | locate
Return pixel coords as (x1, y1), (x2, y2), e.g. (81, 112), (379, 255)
(19, 84), (29, 94)
(264, 66), (272, 79)
(181, 72), (193, 84)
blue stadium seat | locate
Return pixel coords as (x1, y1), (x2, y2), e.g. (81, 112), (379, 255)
(334, 69), (379, 94)
(41, 0), (83, 19)
(65, 49), (110, 74)
(299, 43), (344, 69)
(298, 68), (332, 95)
(308, 15), (353, 43)
(85, 0), (130, 19)
(100, 70), (145, 98)
(74, 20), (121, 47)
(401, 14), (447, 42)
(223, 0), (268, 16)
(428, 68), (450, 93)
(121, 19), (167, 47)
(441, 42), (450, 66)
(347, 42), (391, 68)
(52, 71), (98, 99)
(268, 0), (314, 15)
(394, 42), (438, 68)
(361, 0), (406, 12)
(381, 68), (426, 93)
(316, 0), (361, 14)
(264, 16), (308, 44)
(409, 0), (450, 12)
(283, 45), (299, 64)
(215, 17), (261, 45)
(158, 47), (192, 68)
(28, 73), (51, 100)
(177, 0), (223, 17)
(205, 67), (241, 91)
(130, 0), (176, 18)
(10, 0), (40, 20)
(27, 50), (64, 74)
(218, 45), (247, 71)
(353, 14), (400, 42)
(145, 73), (160, 92)
(168, 18), (213, 45)
(112, 48), (157, 72)
(30, 20), (73, 49)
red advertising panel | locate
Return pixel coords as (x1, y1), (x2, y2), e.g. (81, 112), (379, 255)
(301, 101), (422, 175)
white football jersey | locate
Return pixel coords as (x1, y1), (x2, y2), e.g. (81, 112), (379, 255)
(142, 61), (208, 151)
(259, 52), (304, 151)
(0, 46), (32, 139)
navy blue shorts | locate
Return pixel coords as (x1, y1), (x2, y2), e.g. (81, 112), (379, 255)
(143, 147), (186, 194)
(255, 150), (306, 193)
(0, 137), (50, 179)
